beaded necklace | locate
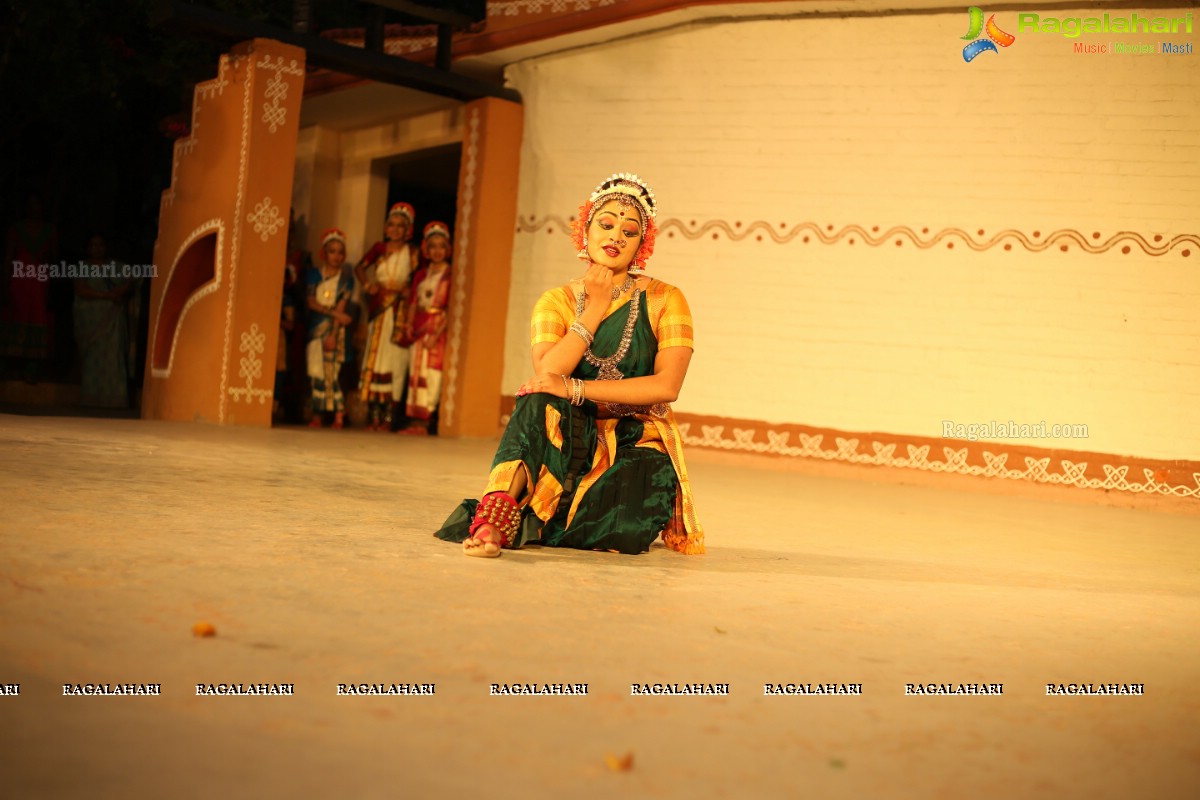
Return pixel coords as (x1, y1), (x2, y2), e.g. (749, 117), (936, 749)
(575, 284), (642, 381)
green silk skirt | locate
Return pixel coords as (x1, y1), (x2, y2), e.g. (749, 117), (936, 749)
(434, 293), (678, 555)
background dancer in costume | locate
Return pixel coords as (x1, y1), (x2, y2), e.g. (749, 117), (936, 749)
(400, 221), (452, 435)
(435, 174), (704, 558)
(306, 228), (354, 429)
(355, 202), (418, 431)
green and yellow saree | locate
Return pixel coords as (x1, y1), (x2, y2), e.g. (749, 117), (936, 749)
(435, 278), (704, 555)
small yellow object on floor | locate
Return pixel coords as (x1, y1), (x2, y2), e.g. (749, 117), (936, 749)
(604, 752), (634, 772)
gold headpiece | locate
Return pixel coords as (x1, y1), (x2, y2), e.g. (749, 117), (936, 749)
(387, 202), (415, 223)
(423, 221), (451, 241)
(588, 173), (657, 228)
(320, 227), (346, 248)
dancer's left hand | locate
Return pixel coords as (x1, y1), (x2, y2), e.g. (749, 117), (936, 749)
(515, 372), (568, 398)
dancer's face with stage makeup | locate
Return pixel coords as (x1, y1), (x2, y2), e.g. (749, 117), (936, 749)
(324, 239), (346, 270)
(586, 199), (643, 273)
(425, 234), (449, 265)
(385, 215), (410, 243)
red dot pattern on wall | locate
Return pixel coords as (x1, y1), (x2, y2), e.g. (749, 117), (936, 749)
(512, 217), (1200, 256)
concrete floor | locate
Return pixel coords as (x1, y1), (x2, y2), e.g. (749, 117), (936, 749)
(0, 413), (1197, 799)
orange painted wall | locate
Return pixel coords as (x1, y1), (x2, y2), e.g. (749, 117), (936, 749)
(144, 39), (307, 425)
(439, 97), (525, 438)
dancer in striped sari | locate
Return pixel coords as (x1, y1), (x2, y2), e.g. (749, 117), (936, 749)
(435, 174), (704, 557)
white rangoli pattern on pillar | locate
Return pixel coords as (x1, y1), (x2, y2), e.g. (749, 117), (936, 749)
(257, 55), (304, 134)
(247, 197), (285, 242)
(228, 323), (273, 405)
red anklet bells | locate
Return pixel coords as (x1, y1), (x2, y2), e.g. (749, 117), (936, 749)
(469, 492), (521, 547)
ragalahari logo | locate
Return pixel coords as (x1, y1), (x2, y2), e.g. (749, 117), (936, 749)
(961, 7), (1016, 61)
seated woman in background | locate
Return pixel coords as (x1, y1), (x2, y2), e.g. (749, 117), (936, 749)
(400, 221), (453, 435)
(73, 234), (136, 408)
(306, 228), (354, 429)
(434, 173), (704, 558)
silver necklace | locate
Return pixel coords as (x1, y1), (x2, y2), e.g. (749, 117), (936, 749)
(575, 286), (642, 381)
(609, 275), (636, 300)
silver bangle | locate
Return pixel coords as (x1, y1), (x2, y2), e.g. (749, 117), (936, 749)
(569, 320), (594, 346)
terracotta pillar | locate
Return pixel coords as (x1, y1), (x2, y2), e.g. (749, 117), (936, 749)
(143, 39), (306, 425)
(439, 97), (524, 437)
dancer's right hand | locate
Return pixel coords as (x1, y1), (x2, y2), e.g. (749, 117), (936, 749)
(581, 263), (609, 312)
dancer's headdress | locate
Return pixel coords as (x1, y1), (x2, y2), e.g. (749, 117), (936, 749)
(387, 202), (415, 223)
(422, 221), (451, 241)
(588, 173), (656, 230)
(421, 221), (452, 260)
(320, 227), (346, 249)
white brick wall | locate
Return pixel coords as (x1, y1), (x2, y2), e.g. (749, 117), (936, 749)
(501, 6), (1200, 461)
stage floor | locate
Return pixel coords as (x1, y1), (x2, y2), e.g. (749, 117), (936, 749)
(1, 413), (1197, 799)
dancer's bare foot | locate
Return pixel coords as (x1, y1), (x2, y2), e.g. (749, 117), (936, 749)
(332, 412), (345, 430)
(464, 523), (502, 558)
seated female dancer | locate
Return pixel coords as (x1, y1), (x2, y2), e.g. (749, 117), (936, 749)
(434, 173), (704, 558)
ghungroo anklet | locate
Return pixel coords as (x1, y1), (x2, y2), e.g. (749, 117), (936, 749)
(469, 492), (521, 548)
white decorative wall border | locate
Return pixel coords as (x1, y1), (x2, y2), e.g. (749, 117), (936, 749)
(165, 55), (233, 206)
(490, 0), (618, 17)
(675, 421), (1200, 500)
(516, 215), (1199, 258)
(218, 51), (256, 424)
(322, 32), (437, 57)
(196, 53), (231, 101)
(385, 36), (437, 56)
(441, 108), (481, 428)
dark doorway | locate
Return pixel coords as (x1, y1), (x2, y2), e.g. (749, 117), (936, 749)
(386, 143), (461, 243)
